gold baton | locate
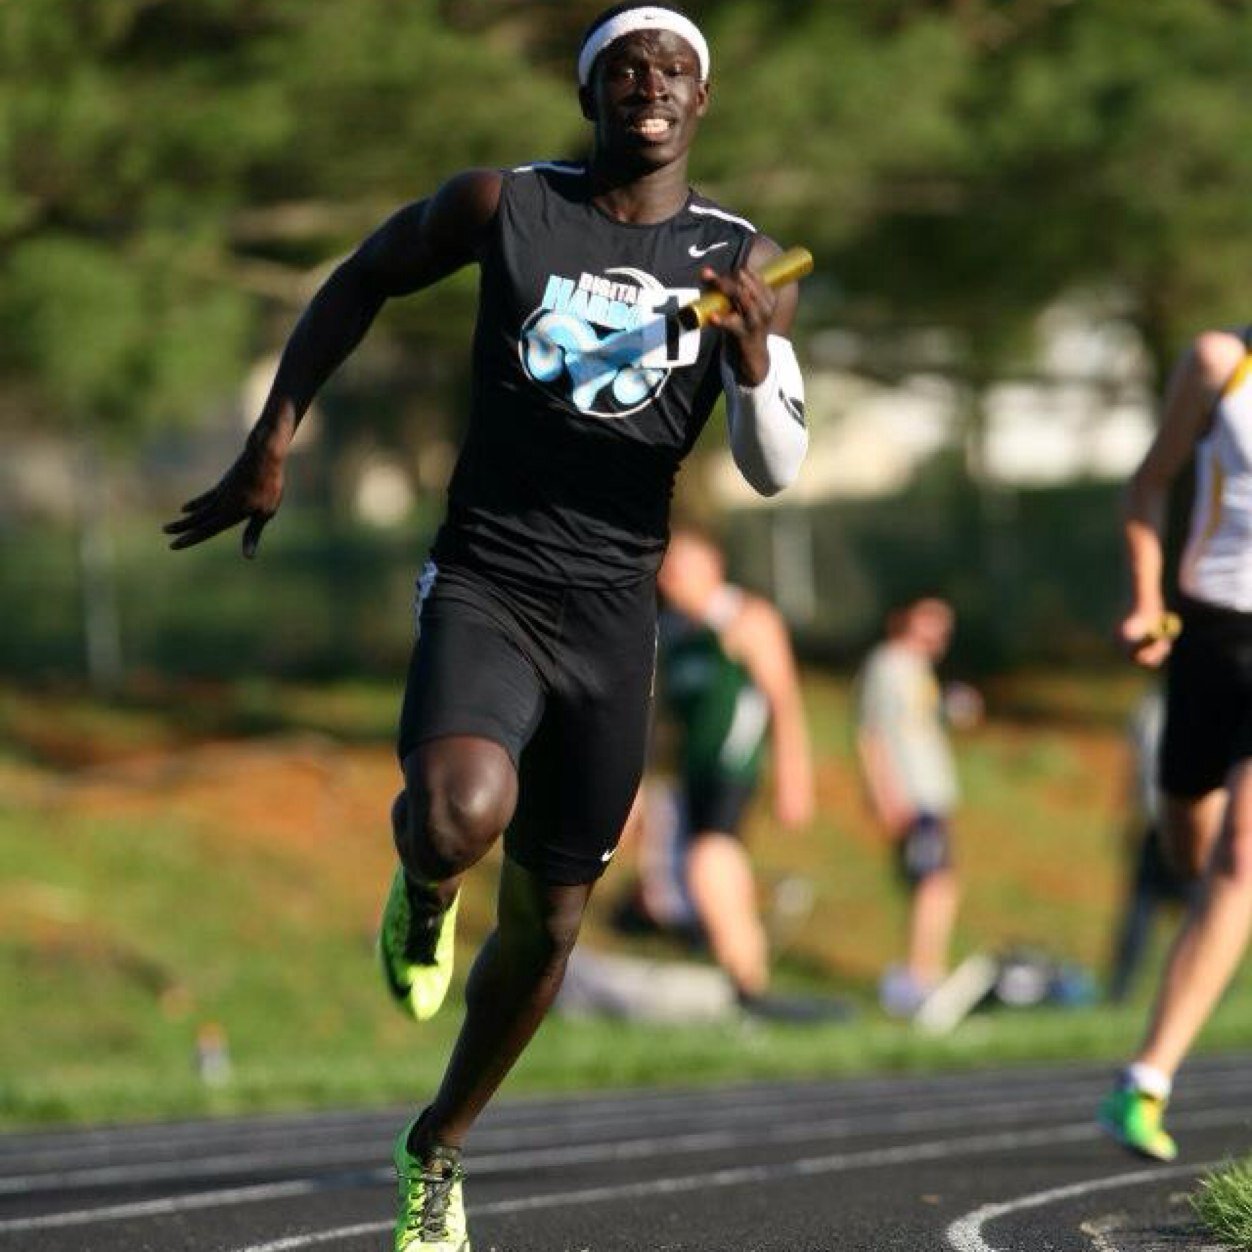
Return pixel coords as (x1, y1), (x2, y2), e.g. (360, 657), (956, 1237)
(678, 246), (815, 331)
(1140, 612), (1182, 645)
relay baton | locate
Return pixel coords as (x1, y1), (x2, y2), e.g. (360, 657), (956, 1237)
(678, 246), (814, 331)
(550, 247), (815, 406)
(1137, 612), (1182, 647)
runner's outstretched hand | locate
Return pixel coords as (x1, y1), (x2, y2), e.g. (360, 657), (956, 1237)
(1119, 607), (1174, 669)
(163, 404), (295, 559)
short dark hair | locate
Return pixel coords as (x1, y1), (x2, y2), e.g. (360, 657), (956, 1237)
(885, 591), (953, 635)
(887, 589), (949, 617)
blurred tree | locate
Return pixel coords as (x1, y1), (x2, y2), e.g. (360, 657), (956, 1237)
(835, 0), (1252, 383)
(0, 1), (582, 433)
(0, 1), (576, 684)
(4, 1), (1252, 679)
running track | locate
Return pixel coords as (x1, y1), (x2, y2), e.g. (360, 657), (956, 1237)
(3, 1054), (1249, 1251)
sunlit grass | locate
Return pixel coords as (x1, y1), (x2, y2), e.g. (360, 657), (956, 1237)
(1193, 1156), (1252, 1250)
(5, 669), (1250, 1127)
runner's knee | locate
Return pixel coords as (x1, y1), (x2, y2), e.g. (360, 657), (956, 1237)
(397, 743), (516, 879)
(420, 774), (511, 877)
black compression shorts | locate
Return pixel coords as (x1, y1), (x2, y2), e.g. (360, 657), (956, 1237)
(683, 773), (759, 840)
(397, 560), (656, 885)
(1160, 595), (1252, 798)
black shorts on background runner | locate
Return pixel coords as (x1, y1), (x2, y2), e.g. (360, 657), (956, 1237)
(1160, 595), (1252, 797)
(895, 811), (952, 886)
(684, 773), (758, 840)
(398, 560), (656, 885)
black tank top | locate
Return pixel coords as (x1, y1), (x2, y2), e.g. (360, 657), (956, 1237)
(432, 161), (757, 587)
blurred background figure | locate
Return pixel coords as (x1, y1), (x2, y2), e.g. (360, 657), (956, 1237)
(625, 524), (843, 1023)
(855, 595), (974, 1018)
(1106, 684), (1193, 1004)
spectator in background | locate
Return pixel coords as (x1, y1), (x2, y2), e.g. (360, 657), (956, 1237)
(642, 525), (838, 1021)
(855, 594), (976, 1018)
(1107, 685), (1192, 1004)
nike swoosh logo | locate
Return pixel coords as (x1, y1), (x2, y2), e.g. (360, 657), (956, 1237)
(688, 241), (730, 259)
(601, 847), (617, 863)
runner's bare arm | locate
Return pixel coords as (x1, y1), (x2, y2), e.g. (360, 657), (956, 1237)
(721, 596), (814, 829)
(1121, 330), (1244, 665)
(164, 169), (503, 556)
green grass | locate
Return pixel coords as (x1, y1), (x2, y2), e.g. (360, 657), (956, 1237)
(3, 671), (1251, 1128)
(1193, 1156), (1252, 1250)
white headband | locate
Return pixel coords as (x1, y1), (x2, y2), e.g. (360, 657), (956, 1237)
(577, 7), (710, 87)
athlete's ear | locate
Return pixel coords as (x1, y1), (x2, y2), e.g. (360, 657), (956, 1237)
(695, 78), (710, 118)
(578, 83), (597, 123)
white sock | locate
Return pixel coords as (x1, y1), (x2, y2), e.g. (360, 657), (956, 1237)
(1123, 1062), (1172, 1100)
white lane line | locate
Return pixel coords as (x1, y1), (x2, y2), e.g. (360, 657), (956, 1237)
(238, 1220), (388, 1252)
(0, 1139), (385, 1196)
(12, 1071), (1251, 1197)
(2, 1077), (893, 1162)
(7, 1060), (1248, 1175)
(10, 1062), (1252, 1190)
(945, 1158), (1221, 1252)
(227, 1113), (1252, 1252)
(0, 1117), (1089, 1239)
(10, 1059), (1235, 1165)
(0, 1093), (1056, 1195)
(4, 1099), (1245, 1235)
(0, 1086), (1185, 1197)
(0, 1070), (1081, 1171)
(0, 1082), (961, 1173)
(0, 1179), (366, 1234)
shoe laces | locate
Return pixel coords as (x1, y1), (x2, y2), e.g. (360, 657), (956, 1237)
(388, 877), (444, 964)
(403, 1155), (461, 1239)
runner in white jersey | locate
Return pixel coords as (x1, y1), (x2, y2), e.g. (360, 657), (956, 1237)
(1179, 348), (1252, 609)
(1099, 325), (1252, 1162)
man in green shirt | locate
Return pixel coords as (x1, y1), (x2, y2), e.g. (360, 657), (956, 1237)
(652, 525), (816, 1016)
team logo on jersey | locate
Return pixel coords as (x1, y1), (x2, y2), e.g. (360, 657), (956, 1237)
(519, 267), (700, 418)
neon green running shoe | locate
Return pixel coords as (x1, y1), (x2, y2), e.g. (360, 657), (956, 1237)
(1098, 1087), (1178, 1162)
(378, 868), (459, 1021)
(393, 1122), (470, 1252)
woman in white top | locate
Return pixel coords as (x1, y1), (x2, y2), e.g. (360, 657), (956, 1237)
(1101, 325), (1252, 1161)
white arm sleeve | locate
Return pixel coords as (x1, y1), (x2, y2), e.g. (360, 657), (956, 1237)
(722, 334), (808, 497)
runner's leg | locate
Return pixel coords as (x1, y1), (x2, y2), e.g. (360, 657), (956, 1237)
(1159, 790), (1226, 881)
(907, 867), (959, 989)
(414, 858), (592, 1150)
(1136, 765), (1252, 1077)
(686, 832), (769, 996)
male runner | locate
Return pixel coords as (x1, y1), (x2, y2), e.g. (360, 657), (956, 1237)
(1099, 326), (1252, 1162)
(165, 5), (808, 1248)
(651, 524), (818, 1017)
(854, 595), (964, 1017)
